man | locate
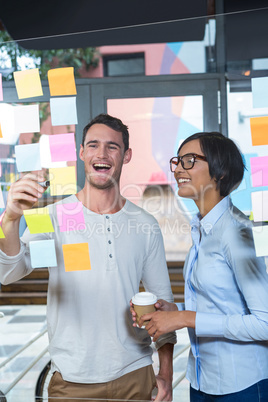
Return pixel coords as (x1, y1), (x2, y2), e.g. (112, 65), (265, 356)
(0, 113), (176, 401)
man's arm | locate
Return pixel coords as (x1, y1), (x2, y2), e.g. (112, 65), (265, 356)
(155, 343), (174, 402)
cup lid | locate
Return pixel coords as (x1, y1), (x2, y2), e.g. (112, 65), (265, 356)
(132, 292), (157, 306)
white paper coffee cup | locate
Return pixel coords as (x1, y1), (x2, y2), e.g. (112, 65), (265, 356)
(132, 292), (157, 328)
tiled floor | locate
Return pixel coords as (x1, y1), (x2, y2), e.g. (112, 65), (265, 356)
(0, 305), (50, 402)
(0, 305), (190, 401)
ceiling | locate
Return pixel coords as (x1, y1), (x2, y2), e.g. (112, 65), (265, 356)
(0, 1), (268, 62)
(0, 0), (207, 50)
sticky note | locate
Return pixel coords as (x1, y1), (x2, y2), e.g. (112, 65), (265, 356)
(56, 202), (85, 232)
(0, 123), (2, 138)
(49, 166), (77, 196)
(14, 104), (40, 134)
(0, 103), (18, 144)
(0, 226), (5, 238)
(251, 191), (268, 222)
(24, 207), (54, 234)
(250, 156), (268, 187)
(50, 97), (77, 126)
(62, 243), (91, 272)
(0, 73), (3, 101)
(252, 77), (268, 108)
(15, 143), (42, 172)
(252, 226), (268, 257)
(48, 67), (77, 96)
(0, 188), (5, 208)
(29, 239), (57, 268)
(250, 117), (268, 146)
(9, 173), (16, 184)
(13, 68), (43, 99)
(39, 134), (68, 169)
(49, 133), (77, 162)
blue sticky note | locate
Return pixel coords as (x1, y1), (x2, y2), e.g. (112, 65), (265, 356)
(15, 143), (42, 172)
(50, 96), (78, 126)
(29, 239), (57, 268)
(252, 77), (268, 108)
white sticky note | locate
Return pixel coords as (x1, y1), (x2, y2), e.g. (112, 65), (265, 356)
(14, 104), (40, 134)
(252, 226), (268, 257)
(0, 103), (19, 145)
(251, 191), (268, 222)
(252, 77), (268, 108)
(15, 143), (42, 172)
(50, 97), (77, 126)
(29, 239), (57, 268)
(0, 188), (5, 208)
(0, 73), (3, 101)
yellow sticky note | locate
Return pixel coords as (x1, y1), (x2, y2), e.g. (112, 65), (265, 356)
(48, 67), (77, 96)
(24, 207), (54, 234)
(9, 173), (16, 184)
(0, 123), (2, 138)
(13, 68), (43, 99)
(0, 226), (5, 238)
(62, 243), (91, 272)
(49, 166), (77, 196)
(250, 116), (268, 146)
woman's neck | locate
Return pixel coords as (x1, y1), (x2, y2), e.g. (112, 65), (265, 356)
(195, 192), (224, 218)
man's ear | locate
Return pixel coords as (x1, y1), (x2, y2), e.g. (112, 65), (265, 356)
(123, 148), (132, 165)
(79, 144), (84, 161)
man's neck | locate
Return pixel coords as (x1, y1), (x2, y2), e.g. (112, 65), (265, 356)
(76, 184), (126, 215)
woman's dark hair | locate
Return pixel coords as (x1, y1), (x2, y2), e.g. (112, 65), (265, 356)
(178, 132), (245, 197)
(82, 113), (129, 152)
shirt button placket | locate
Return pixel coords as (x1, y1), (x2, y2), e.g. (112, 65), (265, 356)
(106, 216), (114, 266)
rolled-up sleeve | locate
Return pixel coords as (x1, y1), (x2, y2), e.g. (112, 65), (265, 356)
(0, 241), (32, 284)
(142, 226), (177, 349)
(0, 227), (50, 285)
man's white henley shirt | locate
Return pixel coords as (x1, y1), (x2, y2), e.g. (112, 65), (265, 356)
(0, 195), (176, 383)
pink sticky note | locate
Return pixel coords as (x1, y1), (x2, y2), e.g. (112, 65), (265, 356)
(49, 133), (77, 162)
(56, 202), (85, 232)
(0, 73), (3, 101)
(250, 156), (268, 187)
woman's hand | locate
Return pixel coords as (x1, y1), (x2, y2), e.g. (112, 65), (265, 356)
(155, 299), (178, 312)
(130, 298), (178, 328)
(140, 310), (196, 341)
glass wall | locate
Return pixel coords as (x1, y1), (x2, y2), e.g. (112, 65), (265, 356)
(227, 86), (268, 216)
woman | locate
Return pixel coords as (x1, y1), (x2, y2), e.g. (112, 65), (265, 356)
(133, 132), (268, 401)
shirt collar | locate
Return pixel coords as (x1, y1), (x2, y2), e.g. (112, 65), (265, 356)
(191, 196), (231, 235)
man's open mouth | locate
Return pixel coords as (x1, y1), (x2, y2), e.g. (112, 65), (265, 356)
(93, 163), (112, 172)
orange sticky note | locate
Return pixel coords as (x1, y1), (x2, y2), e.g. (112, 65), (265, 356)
(250, 116), (268, 146)
(62, 243), (91, 272)
(48, 67), (77, 96)
(13, 68), (43, 99)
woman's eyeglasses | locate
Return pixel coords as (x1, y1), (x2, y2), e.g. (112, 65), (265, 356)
(169, 153), (207, 172)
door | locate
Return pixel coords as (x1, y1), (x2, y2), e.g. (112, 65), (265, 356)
(85, 74), (223, 260)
